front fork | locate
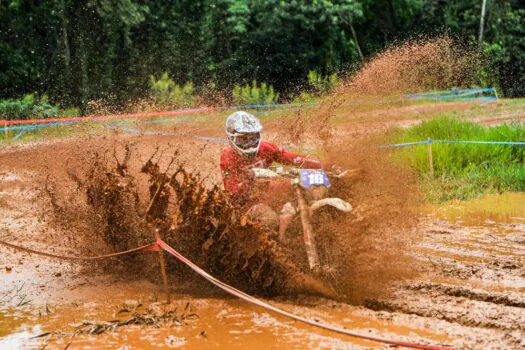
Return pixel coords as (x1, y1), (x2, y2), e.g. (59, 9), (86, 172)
(295, 188), (321, 272)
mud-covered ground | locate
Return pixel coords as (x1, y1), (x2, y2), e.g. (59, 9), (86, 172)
(1, 108), (525, 349)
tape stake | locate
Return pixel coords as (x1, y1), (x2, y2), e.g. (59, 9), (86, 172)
(13, 131), (25, 140)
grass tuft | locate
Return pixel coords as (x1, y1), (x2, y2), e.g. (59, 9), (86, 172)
(391, 117), (525, 201)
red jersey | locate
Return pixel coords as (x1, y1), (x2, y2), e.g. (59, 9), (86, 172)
(220, 141), (322, 204)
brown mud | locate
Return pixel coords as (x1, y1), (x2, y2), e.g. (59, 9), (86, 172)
(343, 36), (482, 96)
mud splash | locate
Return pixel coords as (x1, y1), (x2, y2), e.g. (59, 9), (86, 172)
(31, 133), (420, 306)
(42, 145), (343, 300)
(275, 37), (484, 147)
(346, 36), (482, 96)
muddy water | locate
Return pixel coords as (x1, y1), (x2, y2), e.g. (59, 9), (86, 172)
(433, 192), (525, 229)
(0, 282), (451, 349)
(356, 193), (525, 349)
(416, 193), (525, 293)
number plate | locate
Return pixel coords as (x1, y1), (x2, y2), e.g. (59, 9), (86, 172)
(299, 169), (331, 189)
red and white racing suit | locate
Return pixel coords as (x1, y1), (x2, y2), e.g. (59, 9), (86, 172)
(220, 141), (322, 206)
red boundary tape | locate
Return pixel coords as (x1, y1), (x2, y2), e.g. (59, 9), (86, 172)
(0, 237), (458, 350)
(0, 239), (159, 260)
(156, 237), (458, 350)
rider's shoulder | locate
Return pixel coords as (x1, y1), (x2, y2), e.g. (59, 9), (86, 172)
(220, 147), (237, 160)
(259, 141), (280, 152)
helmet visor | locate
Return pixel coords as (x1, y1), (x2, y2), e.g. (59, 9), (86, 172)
(233, 132), (260, 150)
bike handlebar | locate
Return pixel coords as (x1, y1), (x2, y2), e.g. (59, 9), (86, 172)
(252, 166), (353, 179)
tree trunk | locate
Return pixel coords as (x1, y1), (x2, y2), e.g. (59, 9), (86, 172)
(60, 0), (71, 104)
(479, 0), (488, 47)
(349, 19), (364, 61)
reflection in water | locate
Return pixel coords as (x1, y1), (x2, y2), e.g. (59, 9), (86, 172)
(0, 324), (43, 349)
(433, 192), (525, 229)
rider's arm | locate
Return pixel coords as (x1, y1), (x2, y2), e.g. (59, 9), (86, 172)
(265, 142), (322, 169)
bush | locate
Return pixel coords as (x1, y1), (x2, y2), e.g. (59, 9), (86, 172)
(291, 91), (316, 105)
(150, 73), (195, 109)
(61, 107), (80, 117)
(232, 81), (279, 106)
(307, 70), (339, 96)
(0, 94), (60, 120)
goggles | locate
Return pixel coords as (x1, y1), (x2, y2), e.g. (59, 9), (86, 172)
(232, 132), (260, 150)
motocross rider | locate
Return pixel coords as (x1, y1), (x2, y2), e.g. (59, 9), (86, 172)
(220, 111), (323, 237)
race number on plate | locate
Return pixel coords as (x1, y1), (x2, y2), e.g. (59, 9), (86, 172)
(299, 169), (331, 188)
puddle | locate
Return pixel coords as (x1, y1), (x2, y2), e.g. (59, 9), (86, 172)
(416, 192), (525, 295)
(430, 192), (525, 230)
(0, 287), (451, 349)
(0, 325), (44, 350)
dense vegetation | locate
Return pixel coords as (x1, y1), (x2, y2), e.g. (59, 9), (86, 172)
(393, 117), (525, 201)
(1, 1), (524, 114)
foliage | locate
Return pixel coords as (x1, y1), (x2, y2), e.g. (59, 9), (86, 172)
(61, 107), (80, 117)
(0, 94), (59, 120)
(412, 0), (525, 97)
(291, 92), (317, 105)
(392, 117), (525, 201)
(204, 0), (363, 92)
(149, 73), (195, 109)
(307, 71), (340, 96)
(232, 81), (279, 106)
(0, 0), (524, 111)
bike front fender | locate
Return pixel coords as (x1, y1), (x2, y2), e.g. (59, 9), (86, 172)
(310, 198), (353, 213)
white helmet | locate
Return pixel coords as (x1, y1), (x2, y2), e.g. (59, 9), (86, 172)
(225, 111), (262, 156)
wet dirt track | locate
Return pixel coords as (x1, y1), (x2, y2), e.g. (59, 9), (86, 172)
(1, 129), (525, 349)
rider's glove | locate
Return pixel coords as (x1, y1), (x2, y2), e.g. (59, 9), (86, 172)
(330, 164), (344, 176)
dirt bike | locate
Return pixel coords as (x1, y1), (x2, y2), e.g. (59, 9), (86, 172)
(252, 166), (354, 274)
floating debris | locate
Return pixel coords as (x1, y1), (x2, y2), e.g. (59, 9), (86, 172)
(74, 306), (199, 336)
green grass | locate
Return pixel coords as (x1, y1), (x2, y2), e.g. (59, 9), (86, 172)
(391, 117), (525, 202)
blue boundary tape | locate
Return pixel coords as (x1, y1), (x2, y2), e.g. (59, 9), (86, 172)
(377, 139), (525, 148)
(0, 87), (501, 142)
(405, 87), (495, 97)
(404, 88), (497, 102)
(0, 102), (313, 135)
(12, 131), (25, 140)
(5, 117), (522, 148)
(0, 121), (78, 133)
(373, 140), (432, 149)
(112, 126), (524, 148)
(435, 139), (525, 146)
(107, 125), (228, 144)
(1, 87), (497, 137)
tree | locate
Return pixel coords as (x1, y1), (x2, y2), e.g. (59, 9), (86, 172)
(1, 0), (524, 111)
